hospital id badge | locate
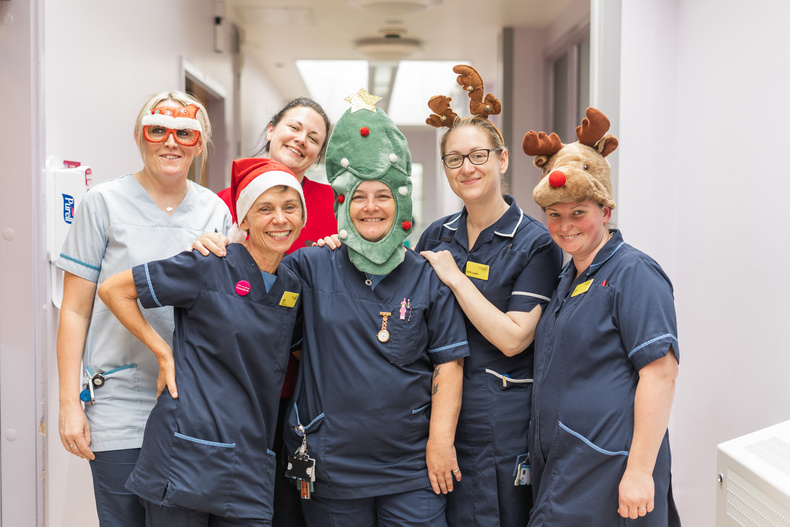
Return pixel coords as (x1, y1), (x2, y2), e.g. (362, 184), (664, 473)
(280, 291), (300, 308)
(465, 261), (490, 281)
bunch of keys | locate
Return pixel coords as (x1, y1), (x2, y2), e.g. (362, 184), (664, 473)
(79, 367), (105, 405)
(285, 426), (316, 499)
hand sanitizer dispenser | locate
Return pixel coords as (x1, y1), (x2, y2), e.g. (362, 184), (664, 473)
(46, 156), (91, 308)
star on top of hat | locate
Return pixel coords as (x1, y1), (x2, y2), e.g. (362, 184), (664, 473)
(344, 88), (382, 113)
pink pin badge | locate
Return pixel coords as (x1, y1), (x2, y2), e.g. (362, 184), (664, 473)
(235, 280), (251, 296)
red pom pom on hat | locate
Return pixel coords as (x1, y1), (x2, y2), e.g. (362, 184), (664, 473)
(401, 220), (412, 231)
(548, 170), (566, 188)
(337, 194), (345, 204)
(360, 127), (370, 137)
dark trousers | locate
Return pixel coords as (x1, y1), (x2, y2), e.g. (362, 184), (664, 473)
(89, 448), (145, 527)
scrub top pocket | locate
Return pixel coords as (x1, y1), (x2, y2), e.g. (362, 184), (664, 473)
(376, 302), (426, 367)
(164, 432), (238, 516)
(547, 422), (629, 524)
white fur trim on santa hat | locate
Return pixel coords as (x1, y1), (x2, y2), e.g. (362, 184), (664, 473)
(141, 113), (202, 131)
(227, 223), (248, 243)
(235, 170), (307, 231)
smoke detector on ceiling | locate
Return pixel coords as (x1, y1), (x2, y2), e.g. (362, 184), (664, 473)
(347, 0), (441, 15)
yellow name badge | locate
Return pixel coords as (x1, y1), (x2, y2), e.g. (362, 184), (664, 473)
(465, 261), (490, 281)
(279, 291), (300, 308)
(571, 279), (593, 297)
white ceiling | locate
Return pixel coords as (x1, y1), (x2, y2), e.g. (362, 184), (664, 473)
(227, 0), (575, 102)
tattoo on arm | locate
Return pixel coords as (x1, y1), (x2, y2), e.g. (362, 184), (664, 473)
(432, 365), (441, 395)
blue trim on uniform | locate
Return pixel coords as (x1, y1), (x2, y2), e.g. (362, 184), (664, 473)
(411, 403), (431, 415)
(588, 241), (625, 273)
(59, 253), (101, 271)
(428, 341), (468, 354)
(266, 449), (276, 456)
(558, 260), (574, 279)
(144, 263), (163, 307)
(628, 334), (677, 358)
(174, 432), (236, 449)
(558, 422), (629, 456)
(104, 364), (137, 375)
(293, 402), (325, 433)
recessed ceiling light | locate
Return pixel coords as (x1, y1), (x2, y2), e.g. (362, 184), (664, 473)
(347, 0), (441, 15)
(355, 37), (422, 62)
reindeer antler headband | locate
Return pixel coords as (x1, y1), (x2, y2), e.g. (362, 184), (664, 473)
(426, 65), (503, 141)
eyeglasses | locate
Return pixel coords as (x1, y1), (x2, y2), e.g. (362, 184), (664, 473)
(441, 148), (502, 169)
(143, 126), (201, 147)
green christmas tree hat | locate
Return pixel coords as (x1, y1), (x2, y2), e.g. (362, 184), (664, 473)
(326, 89), (413, 275)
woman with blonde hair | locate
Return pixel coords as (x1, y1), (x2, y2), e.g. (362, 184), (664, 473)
(56, 91), (230, 526)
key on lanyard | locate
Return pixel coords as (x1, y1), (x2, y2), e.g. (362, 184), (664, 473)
(286, 426), (316, 499)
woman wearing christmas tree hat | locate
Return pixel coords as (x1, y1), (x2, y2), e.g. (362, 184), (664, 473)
(281, 89), (469, 526)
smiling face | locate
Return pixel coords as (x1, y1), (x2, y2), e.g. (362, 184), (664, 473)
(545, 200), (612, 269)
(240, 186), (304, 256)
(266, 106), (327, 179)
(349, 180), (396, 243)
(441, 124), (508, 204)
(138, 99), (204, 181)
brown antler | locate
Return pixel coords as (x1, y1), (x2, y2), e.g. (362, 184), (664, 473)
(576, 107), (611, 147)
(453, 65), (501, 119)
(425, 95), (459, 129)
(522, 131), (563, 157)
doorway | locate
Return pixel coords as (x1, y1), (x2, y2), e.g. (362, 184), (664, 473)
(182, 59), (228, 192)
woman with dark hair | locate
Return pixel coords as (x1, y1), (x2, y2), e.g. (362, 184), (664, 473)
(218, 97), (336, 252)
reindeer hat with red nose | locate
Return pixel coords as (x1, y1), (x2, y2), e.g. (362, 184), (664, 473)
(523, 107), (618, 209)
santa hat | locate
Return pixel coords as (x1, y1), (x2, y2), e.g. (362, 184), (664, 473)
(141, 104), (203, 131)
(228, 158), (306, 243)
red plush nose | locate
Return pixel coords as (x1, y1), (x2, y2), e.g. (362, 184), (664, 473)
(548, 170), (566, 188)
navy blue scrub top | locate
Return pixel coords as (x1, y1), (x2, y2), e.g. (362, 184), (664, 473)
(415, 195), (562, 380)
(282, 246), (470, 500)
(529, 230), (680, 526)
(126, 244), (302, 520)
(416, 195), (562, 526)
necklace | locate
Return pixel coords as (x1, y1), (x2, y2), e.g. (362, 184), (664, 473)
(364, 273), (373, 286)
(162, 182), (190, 212)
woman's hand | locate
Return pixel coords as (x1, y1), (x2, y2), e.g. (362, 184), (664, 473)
(312, 234), (342, 250)
(420, 250), (464, 289)
(426, 437), (461, 494)
(618, 467), (654, 518)
(156, 347), (178, 399)
(59, 401), (95, 460)
(619, 348), (678, 519)
(192, 231), (229, 257)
